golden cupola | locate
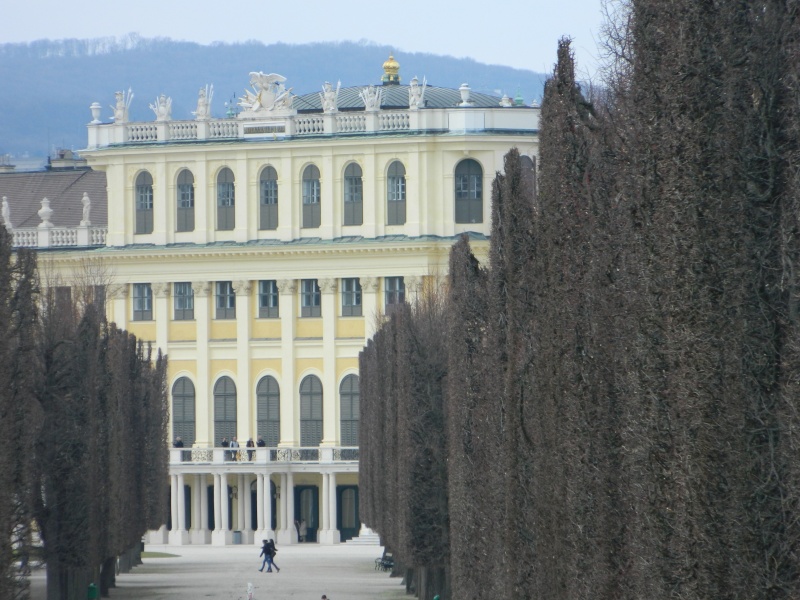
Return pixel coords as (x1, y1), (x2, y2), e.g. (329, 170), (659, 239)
(381, 54), (401, 85)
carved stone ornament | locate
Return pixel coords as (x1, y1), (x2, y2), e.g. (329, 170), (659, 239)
(276, 279), (297, 294)
(108, 284), (129, 299)
(239, 72), (294, 113)
(319, 278), (337, 293)
(152, 283), (170, 298)
(37, 198), (54, 229)
(234, 280), (253, 295)
(193, 281), (212, 296)
(361, 277), (379, 292)
(2, 196), (12, 230)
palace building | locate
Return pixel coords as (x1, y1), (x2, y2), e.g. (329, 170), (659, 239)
(0, 56), (539, 546)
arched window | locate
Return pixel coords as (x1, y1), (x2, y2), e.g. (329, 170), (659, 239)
(302, 164), (321, 228)
(217, 168), (235, 231)
(257, 376), (281, 447)
(176, 169), (195, 232)
(386, 161), (406, 225)
(135, 171), (154, 234)
(343, 163), (363, 226)
(339, 374), (359, 446)
(455, 159), (483, 223)
(259, 166), (278, 230)
(172, 377), (196, 445)
(300, 375), (323, 446)
(214, 376), (237, 445)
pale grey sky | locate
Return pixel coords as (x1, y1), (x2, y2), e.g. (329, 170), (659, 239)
(3, 0), (608, 76)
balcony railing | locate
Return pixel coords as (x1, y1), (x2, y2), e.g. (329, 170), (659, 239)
(170, 446), (359, 466)
(87, 105), (539, 150)
(11, 226), (107, 249)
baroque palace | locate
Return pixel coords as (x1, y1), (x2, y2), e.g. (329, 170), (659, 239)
(0, 56), (539, 546)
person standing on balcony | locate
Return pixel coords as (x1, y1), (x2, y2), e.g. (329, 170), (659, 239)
(257, 435), (266, 448)
(173, 437), (183, 448)
(230, 437), (240, 461)
(246, 438), (255, 461)
(221, 437), (229, 461)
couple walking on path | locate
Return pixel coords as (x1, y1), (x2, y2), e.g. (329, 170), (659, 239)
(258, 539), (280, 573)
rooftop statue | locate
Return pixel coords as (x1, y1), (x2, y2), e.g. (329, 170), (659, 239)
(408, 76), (427, 110)
(359, 85), (382, 112)
(150, 94), (173, 121)
(193, 85), (214, 121)
(2, 196), (11, 230)
(111, 88), (133, 123)
(320, 81), (341, 113)
(239, 72), (294, 113)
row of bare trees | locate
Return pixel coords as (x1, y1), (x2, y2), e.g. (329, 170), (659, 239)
(360, 1), (800, 598)
(0, 227), (169, 600)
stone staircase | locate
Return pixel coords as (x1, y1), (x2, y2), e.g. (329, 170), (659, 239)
(345, 526), (381, 545)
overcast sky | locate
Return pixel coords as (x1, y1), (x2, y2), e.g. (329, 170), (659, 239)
(3, 0), (608, 77)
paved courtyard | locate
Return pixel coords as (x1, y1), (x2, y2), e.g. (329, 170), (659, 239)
(29, 543), (407, 600)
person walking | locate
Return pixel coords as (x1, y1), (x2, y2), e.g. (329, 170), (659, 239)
(258, 539), (280, 573)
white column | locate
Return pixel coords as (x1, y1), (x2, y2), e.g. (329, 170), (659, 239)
(277, 280), (297, 446)
(169, 474), (178, 531)
(287, 472), (295, 542)
(153, 283), (169, 356)
(212, 473), (224, 545)
(199, 474), (209, 543)
(169, 473), (189, 545)
(237, 474), (246, 532)
(320, 279), (337, 446)
(256, 473), (265, 533)
(109, 284), (129, 331)
(264, 476), (274, 537)
(276, 472), (292, 544)
(191, 475), (201, 531)
(329, 472), (340, 544)
(244, 475), (253, 544)
(318, 472), (334, 544)
(193, 281), (211, 447)
(221, 476), (230, 531)
(177, 474), (186, 531)
(361, 277), (380, 340)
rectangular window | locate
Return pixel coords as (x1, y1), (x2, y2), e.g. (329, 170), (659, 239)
(217, 182), (235, 231)
(258, 280), (279, 318)
(341, 278), (362, 317)
(301, 279), (321, 318)
(215, 281), (236, 319)
(174, 282), (194, 320)
(133, 283), (153, 321)
(384, 276), (405, 313)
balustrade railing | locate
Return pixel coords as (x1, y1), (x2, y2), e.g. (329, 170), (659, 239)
(170, 446), (358, 465)
(11, 226), (108, 249)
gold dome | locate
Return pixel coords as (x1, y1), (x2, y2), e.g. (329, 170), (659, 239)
(381, 54), (401, 85)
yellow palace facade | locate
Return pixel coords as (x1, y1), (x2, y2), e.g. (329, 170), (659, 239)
(1, 57), (539, 546)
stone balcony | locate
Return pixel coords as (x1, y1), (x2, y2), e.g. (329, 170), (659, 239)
(170, 446), (359, 469)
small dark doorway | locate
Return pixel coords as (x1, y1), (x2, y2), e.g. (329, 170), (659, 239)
(337, 485), (360, 541)
(294, 485), (319, 542)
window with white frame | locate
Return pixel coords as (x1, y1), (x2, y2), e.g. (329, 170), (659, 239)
(341, 277), (362, 317)
(259, 166), (279, 230)
(301, 279), (321, 317)
(135, 171), (154, 234)
(173, 282), (194, 320)
(133, 283), (153, 321)
(343, 163), (363, 226)
(455, 159), (484, 224)
(384, 276), (405, 312)
(387, 161), (406, 225)
(176, 169), (195, 232)
(215, 281), (236, 319)
(302, 164), (321, 228)
(217, 168), (235, 231)
(258, 280), (279, 318)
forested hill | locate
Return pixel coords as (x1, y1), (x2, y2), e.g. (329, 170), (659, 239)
(0, 35), (548, 157)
